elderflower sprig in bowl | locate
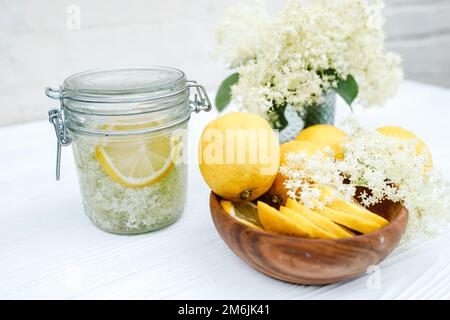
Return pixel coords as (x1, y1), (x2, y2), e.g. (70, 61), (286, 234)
(280, 119), (450, 245)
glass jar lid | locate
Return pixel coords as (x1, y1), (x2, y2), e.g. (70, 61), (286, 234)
(46, 66), (193, 117)
(63, 66), (187, 103)
(46, 66), (211, 180)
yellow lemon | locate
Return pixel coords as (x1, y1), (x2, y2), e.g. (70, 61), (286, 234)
(279, 206), (338, 239)
(295, 124), (348, 159)
(315, 206), (382, 234)
(264, 141), (320, 206)
(257, 201), (311, 237)
(319, 186), (389, 227)
(96, 123), (177, 188)
(257, 201), (338, 239)
(377, 126), (433, 170)
(285, 198), (354, 238)
(199, 112), (280, 202)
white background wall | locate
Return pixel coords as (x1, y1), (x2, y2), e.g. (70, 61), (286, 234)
(1, 0), (449, 126)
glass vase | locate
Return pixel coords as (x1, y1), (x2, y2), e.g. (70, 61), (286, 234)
(278, 91), (336, 143)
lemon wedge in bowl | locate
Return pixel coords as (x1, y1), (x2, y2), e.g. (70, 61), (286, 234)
(96, 123), (176, 188)
(220, 200), (263, 230)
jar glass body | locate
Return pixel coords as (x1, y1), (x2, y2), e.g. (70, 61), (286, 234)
(70, 122), (188, 234)
(46, 67), (209, 235)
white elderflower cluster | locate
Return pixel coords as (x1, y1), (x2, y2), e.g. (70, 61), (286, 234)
(216, 0), (403, 116)
(280, 147), (356, 209)
(280, 119), (450, 244)
(214, 0), (273, 68)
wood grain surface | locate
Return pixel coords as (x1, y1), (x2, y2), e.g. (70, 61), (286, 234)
(210, 192), (408, 285)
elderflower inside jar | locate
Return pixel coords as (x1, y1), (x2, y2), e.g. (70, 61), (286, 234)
(46, 67), (211, 234)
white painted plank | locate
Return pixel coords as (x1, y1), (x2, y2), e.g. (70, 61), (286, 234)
(0, 81), (449, 299)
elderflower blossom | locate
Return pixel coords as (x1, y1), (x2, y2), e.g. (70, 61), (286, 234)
(280, 118), (450, 244)
(214, 0), (273, 68)
(280, 147), (356, 209)
(215, 0), (403, 117)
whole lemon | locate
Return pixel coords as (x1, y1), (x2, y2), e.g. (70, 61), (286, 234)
(295, 124), (347, 159)
(198, 112), (280, 202)
(264, 140), (320, 206)
(377, 126), (433, 170)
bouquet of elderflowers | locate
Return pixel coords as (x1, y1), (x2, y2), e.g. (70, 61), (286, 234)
(280, 118), (450, 244)
(214, 0), (403, 130)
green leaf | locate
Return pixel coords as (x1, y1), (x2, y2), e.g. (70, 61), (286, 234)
(215, 73), (240, 111)
(335, 74), (358, 106)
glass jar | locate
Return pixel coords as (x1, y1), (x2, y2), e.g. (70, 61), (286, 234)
(46, 67), (211, 234)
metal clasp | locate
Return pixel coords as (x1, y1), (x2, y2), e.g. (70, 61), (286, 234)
(187, 81), (212, 113)
(46, 87), (71, 181)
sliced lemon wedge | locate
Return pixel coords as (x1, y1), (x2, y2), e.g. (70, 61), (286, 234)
(96, 123), (175, 188)
(220, 200), (263, 230)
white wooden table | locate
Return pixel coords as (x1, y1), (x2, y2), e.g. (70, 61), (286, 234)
(1, 80), (449, 299)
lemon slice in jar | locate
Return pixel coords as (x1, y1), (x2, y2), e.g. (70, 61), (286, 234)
(96, 122), (178, 188)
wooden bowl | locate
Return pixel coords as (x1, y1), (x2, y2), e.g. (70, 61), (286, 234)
(210, 192), (408, 285)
